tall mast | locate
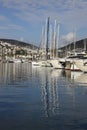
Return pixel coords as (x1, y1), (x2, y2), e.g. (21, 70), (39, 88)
(73, 28), (76, 54)
(45, 17), (50, 60)
(56, 22), (60, 58)
(49, 24), (52, 59)
(53, 20), (57, 58)
(41, 26), (45, 50)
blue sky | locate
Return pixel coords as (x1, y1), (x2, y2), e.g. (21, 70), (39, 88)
(0, 0), (87, 47)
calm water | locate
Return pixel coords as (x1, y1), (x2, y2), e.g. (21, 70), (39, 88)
(0, 63), (87, 130)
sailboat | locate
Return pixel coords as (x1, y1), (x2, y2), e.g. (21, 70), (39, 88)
(50, 20), (64, 69)
(37, 17), (52, 67)
(32, 17), (52, 67)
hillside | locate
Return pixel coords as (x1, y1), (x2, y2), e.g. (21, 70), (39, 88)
(0, 39), (39, 49)
(60, 38), (87, 52)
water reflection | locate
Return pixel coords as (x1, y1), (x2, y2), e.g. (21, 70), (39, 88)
(72, 73), (87, 86)
(0, 63), (87, 130)
(32, 67), (62, 117)
(0, 63), (32, 87)
(0, 63), (62, 118)
(39, 68), (62, 117)
(0, 63), (78, 117)
(64, 70), (87, 87)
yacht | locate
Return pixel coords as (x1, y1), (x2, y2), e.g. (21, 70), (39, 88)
(75, 58), (87, 73)
(64, 52), (86, 71)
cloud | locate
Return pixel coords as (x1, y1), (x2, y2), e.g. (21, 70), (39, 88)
(1, 0), (87, 25)
(0, 0), (87, 44)
(20, 37), (24, 41)
(1, 0), (87, 11)
(61, 32), (76, 43)
(1, 0), (86, 29)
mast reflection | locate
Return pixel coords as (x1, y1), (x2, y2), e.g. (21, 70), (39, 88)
(40, 69), (62, 117)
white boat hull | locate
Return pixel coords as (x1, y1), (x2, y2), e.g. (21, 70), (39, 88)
(65, 59), (80, 71)
(38, 60), (52, 67)
(70, 62), (81, 71)
(32, 60), (52, 67)
(32, 61), (40, 67)
(75, 59), (87, 72)
(50, 59), (64, 69)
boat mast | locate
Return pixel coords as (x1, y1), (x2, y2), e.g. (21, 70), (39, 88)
(41, 26), (45, 50)
(56, 22), (60, 58)
(45, 17), (50, 60)
(49, 24), (52, 59)
(53, 20), (57, 59)
(73, 28), (76, 55)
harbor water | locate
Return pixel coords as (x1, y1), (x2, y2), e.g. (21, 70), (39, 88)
(0, 63), (87, 130)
